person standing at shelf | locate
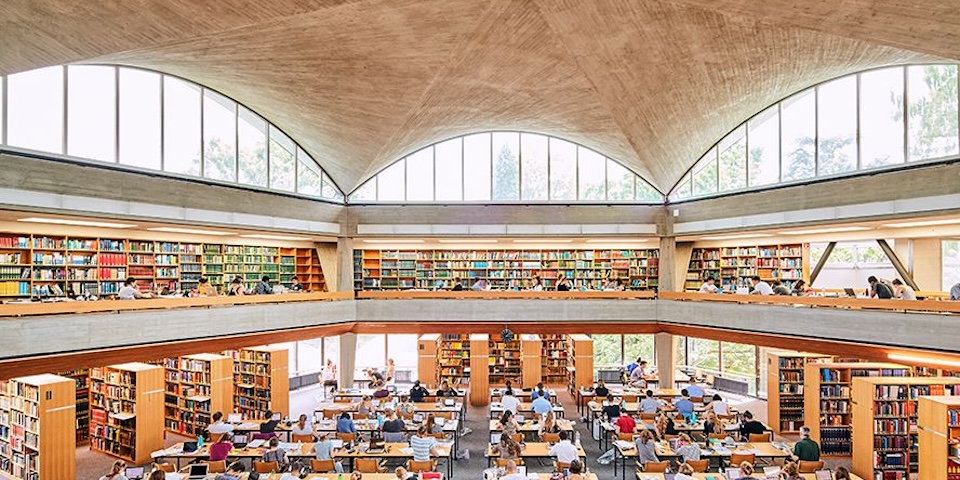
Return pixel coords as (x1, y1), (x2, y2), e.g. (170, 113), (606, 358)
(451, 277), (464, 291)
(556, 274), (572, 291)
(197, 277), (218, 296)
(791, 426), (821, 461)
(867, 275), (894, 299)
(117, 277), (151, 300)
(228, 276), (246, 296)
(891, 279), (917, 300)
(254, 275), (273, 294)
(289, 275), (305, 292)
(698, 276), (719, 294)
(749, 275), (774, 295)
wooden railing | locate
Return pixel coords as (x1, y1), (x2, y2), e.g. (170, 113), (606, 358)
(0, 291), (353, 318)
(659, 291), (960, 314)
(355, 290), (657, 300)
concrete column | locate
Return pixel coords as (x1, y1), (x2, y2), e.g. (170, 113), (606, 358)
(659, 237), (678, 292)
(339, 332), (357, 388)
(337, 236), (355, 292)
(655, 332), (675, 388)
(912, 238), (942, 291)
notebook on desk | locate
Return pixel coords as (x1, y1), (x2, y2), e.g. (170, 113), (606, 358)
(814, 470), (833, 480)
(232, 434), (248, 448)
(124, 467), (144, 480)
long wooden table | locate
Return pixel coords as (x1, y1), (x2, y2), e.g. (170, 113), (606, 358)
(490, 401), (566, 419)
(594, 418), (770, 452)
(488, 417), (575, 439)
(577, 387), (679, 416)
(334, 388), (466, 401)
(314, 401), (465, 419)
(615, 441), (791, 478)
(484, 441), (588, 468)
(490, 387), (559, 402)
(636, 474), (864, 480)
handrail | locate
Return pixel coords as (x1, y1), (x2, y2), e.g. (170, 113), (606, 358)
(659, 291), (960, 313)
(818, 288), (949, 299)
(0, 291), (353, 318)
(355, 290), (657, 300)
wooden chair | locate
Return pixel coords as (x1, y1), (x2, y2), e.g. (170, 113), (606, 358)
(154, 463), (176, 473)
(292, 433), (314, 442)
(336, 432), (357, 443)
(686, 459), (710, 472)
(509, 433), (524, 443)
(426, 432), (445, 440)
(209, 432), (226, 443)
(690, 397), (704, 404)
(623, 395), (639, 403)
(253, 461), (278, 474)
(399, 410), (414, 420)
(423, 396), (437, 403)
(729, 453), (755, 467)
(799, 460), (825, 473)
(334, 398), (353, 403)
(323, 409), (340, 419)
(639, 413), (657, 421)
(204, 461), (226, 473)
(433, 411), (454, 419)
(495, 458), (524, 467)
(311, 459), (336, 472)
(718, 414), (736, 422)
(617, 432), (634, 442)
(748, 432), (772, 443)
(355, 458), (387, 473)
(407, 459), (437, 473)
(555, 461), (572, 472)
(708, 433), (727, 439)
(642, 461), (670, 472)
(542, 432), (561, 443)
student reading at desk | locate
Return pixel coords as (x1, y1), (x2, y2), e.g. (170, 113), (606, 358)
(791, 426), (821, 461)
(409, 380), (429, 402)
(738, 410), (766, 441)
(228, 276), (246, 296)
(313, 433), (345, 473)
(531, 394), (552, 415)
(437, 381), (457, 397)
(635, 429), (659, 464)
(289, 275), (304, 292)
(214, 462), (245, 480)
(548, 431), (579, 464)
(261, 437), (289, 472)
(117, 277), (150, 300)
(209, 432), (234, 461)
(99, 460), (127, 480)
(260, 410), (280, 433)
(601, 394), (621, 421)
(499, 460), (526, 480)
(674, 433), (701, 462)
(593, 379), (609, 398)
(254, 275), (273, 294)
(500, 389), (521, 414)
(531, 382), (551, 400)
(674, 390), (695, 417)
(207, 412), (234, 435)
(291, 413), (314, 436)
(639, 390), (662, 414)
(614, 410), (637, 435)
(674, 463), (697, 480)
(197, 277), (218, 296)
(494, 434), (522, 460)
(337, 411), (356, 433)
(699, 276), (719, 293)
(409, 425), (439, 461)
(498, 411), (520, 436)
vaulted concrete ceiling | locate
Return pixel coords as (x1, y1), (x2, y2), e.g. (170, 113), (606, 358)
(0, 0), (952, 194)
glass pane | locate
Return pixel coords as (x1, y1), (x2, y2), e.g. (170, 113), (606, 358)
(297, 151), (323, 196)
(860, 67), (905, 168)
(549, 138), (576, 201)
(321, 173), (340, 200)
(672, 173), (692, 200)
(377, 160), (405, 201)
(203, 89), (237, 182)
(297, 338), (322, 375)
(463, 133), (491, 201)
(355, 334), (386, 378)
(578, 146), (605, 200)
(907, 65), (959, 160)
(675, 337), (687, 369)
(781, 90), (816, 182)
(435, 138), (463, 201)
(7, 66), (64, 153)
(687, 338), (720, 373)
(606, 160), (635, 201)
(692, 148), (718, 196)
(0, 79), (4, 144)
(636, 178), (661, 202)
(387, 334), (418, 382)
(817, 76), (857, 176)
(720, 342), (756, 377)
(163, 76), (201, 175)
(719, 125), (747, 191)
(747, 105), (780, 186)
(269, 126), (295, 192)
(593, 334), (622, 369)
(492, 132), (520, 200)
(237, 106), (268, 187)
(323, 336), (340, 366)
(624, 335), (655, 367)
(67, 65), (115, 162)
(119, 69), (161, 169)
(520, 133), (548, 201)
(405, 147), (434, 201)
(943, 240), (960, 291)
(351, 180), (376, 202)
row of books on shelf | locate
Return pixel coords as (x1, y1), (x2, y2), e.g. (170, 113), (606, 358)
(875, 384), (959, 399)
(369, 250), (659, 261)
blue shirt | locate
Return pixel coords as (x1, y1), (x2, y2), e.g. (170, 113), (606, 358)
(674, 398), (695, 416)
(531, 389), (551, 400)
(336, 417), (356, 433)
(531, 396), (552, 415)
(685, 384), (705, 399)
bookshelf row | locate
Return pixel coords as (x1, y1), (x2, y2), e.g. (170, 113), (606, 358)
(0, 233), (325, 297)
(767, 351), (833, 434)
(0, 374), (76, 480)
(431, 334), (583, 388)
(354, 248), (659, 290)
(918, 396), (960, 480)
(685, 243), (808, 292)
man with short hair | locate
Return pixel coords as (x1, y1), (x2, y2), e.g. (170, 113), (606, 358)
(685, 381), (705, 400)
(699, 276), (719, 294)
(531, 393), (552, 415)
(792, 426), (821, 461)
(500, 389), (521, 415)
(547, 430), (579, 464)
(614, 410), (637, 435)
(531, 382), (551, 400)
(629, 360), (648, 388)
(639, 390), (661, 414)
(739, 410), (767, 441)
(602, 394), (621, 421)
(207, 411), (234, 435)
(674, 390), (695, 417)
(499, 460), (527, 480)
(254, 275), (273, 294)
(868, 276), (894, 299)
(749, 275), (773, 295)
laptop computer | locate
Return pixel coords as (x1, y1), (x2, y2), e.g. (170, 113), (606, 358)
(124, 467), (145, 480)
(814, 470), (833, 480)
(515, 415), (525, 423)
(517, 466), (527, 476)
(187, 463), (208, 480)
(412, 413), (424, 423)
(182, 441), (198, 453)
(444, 399), (455, 406)
(232, 434), (248, 448)
(227, 413), (242, 423)
(490, 433), (502, 445)
(725, 468), (742, 480)
(843, 287), (857, 297)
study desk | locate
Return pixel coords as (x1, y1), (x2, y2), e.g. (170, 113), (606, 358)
(314, 401), (466, 420)
(484, 441), (588, 467)
(595, 419), (770, 452)
(336, 441), (454, 478)
(490, 387), (559, 402)
(490, 401), (566, 419)
(152, 474), (447, 480)
(333, 388), (466, 401)
(614, 441), (791, 478)
(488, 417), (575, 439)
(635, 474), (864, 480)
(576, 387), (680, 416)
(311, 417), (460, 452)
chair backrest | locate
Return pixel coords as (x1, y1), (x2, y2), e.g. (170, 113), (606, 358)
(253, 461), (278, 473)
(337, 432), (357, 443)
(209, 432), (226, 443)
(543, 432), (561, 443)
(154, 463), (176, 473)
(799, 460), (825, 473)
(433, 411), (454, 419)
(355, 458), (381, 473)
(310, 459), (336, 472)
(639, 413), (657, 420)
(690, 397), (704, 404)
(426, 432), (445, 440)
(407, 459), (436, 473)
(399, 410), (414, 420)
(292, 433), (314, 443)
(323, 409), (340, 418)
(686, 459), (710, 472)
(729, 453), (756, 466)
(334, 398), (353, 403)
(204, 460), (226, 474)
(623, 395), (639, 403)
(718, 414), (736, 421)
(748, 432), (772, 443)
(252, 432), (277, 441)
(423, 396), (437, 403)
(495, 458), (525, 467)
(509, 433), (524, 443)
(555, 461), (571, 472)
(617, 432), (634, 442)
(384, 432), (406, 443)
(643, 461), (670, 472)
(708, 433), (727, 439)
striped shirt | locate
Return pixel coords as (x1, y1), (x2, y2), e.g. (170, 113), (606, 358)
(409, 435), (437, 461)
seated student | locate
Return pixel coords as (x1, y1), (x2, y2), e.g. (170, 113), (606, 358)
(530, 382), (551, 400)
(395, 466), (417, 480)
(791, 426), (821, 461)
(396, 395), (416, 417)
(699, 276), (719, 293)
(498, 410), (521, 436)
(531, 393), (552, 415)
(833, 466), (852, 480)
(214, 462), (246, 480)
(117, 277), (150, 300)
(739, 410), (766, 440)
(409, 425), (439, 462)
(635, 428), (659, 464)
(408, 380), (430, 403)
(892, 278), (917, 300)
(451, 277), (464, 291)
(228, 276), (246, 296)
(197, 277), (219, 296)
(703, 410), (726, 436)
(614, 410), (637, 435)
(424, 414), (443, 434)
(372, 381), (391, 399)
(382, 408), (405, 433)
(771, 280), (790, 295)
(639, 390), (662, 414)
(494, 433), (523, 460)
(685, 381), (705, 400)
(291, 413), (314, 437)
(209, 432), (234, 461)
(539, 410), (561, 438)
(674, 463), (697, 480)
(567, 459), (587, 480)
(734, 462), (756, 480)
(207, 412), (234, 436)
(601, 394), (621, 420)
(436, 381), (457, 397)
(498, 460), (527, 480)
(261, 437), (289, 471)
(868, 275), (894, 299)
(629, 361), (648, 388)
(336, 412), (357, 434)
(357, 396), (375, 416)
(791, 280), (808, 296)
(594, 379), (609, 398)
(500, 389), (521, 414)
(707, 393), (730, 415)
(547, 431), (579, 464)
(673, 390), (695, 417)
(313, 433), (345, 473)
(254, 275), (273, 294)
(750, 275), (774, 295)
(289, 275), (305, 292)
(674, 433), (701, 462)
(260, 410), (280, 433)
(99, 460), (127, 480)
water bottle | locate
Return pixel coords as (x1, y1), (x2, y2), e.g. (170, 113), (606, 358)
(574, 431), (581, 447)
(197, 435), (204, 448)
(377, 413), (384, 429)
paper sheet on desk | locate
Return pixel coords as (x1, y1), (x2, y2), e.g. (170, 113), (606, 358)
(164, 474), (184, 480)
(238, 422), (258, 429)
(399, 447), (414, 454)
(614, 440), (634, 450)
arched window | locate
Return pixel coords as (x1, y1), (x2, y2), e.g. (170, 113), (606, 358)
(349, 132), (663, 203)
(0, 65), (344, 202)
(671, 64), (960, 201)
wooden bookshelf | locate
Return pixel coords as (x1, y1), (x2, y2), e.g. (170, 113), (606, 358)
(469, 334), (490, 406)
(520, 335), (542, 387)
(803, 362), (911, 456)
(918, 395), (960, 480)
(489, 334), (522, 387)
(566, 335), (594, 394)
(354, 248), (659, 291)
(0, 232), (326, 298)
(417, 334), (440, 389)
(161, 354), (233, 436)
(437, 334), (471, 388)
(89, 363), (163, 464)
(684, 243), (807, 292)
(766, 351), (832, 434)
(851, 377), (960, 480)
(0, 374), (76, 480)
(231, 346), (289, 420)
(540, 334), (568, 385)
(57, 369), (90, 444)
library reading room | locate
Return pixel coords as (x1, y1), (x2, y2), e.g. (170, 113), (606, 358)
(2, 2), (960, 480)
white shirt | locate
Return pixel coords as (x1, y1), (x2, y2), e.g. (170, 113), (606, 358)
(291, 423), (314, 435)
(207, 421), (234, 434)
(500, 473), (527, 480)
(712, 401), (730, 415)
(548, 440), (579, 464)
(699, 282), (718, 293)
(500, 395), (521, 414)
(752, 281), (774, 295)
(117, 285), (138, 300)
(897, 285), (917, 300)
